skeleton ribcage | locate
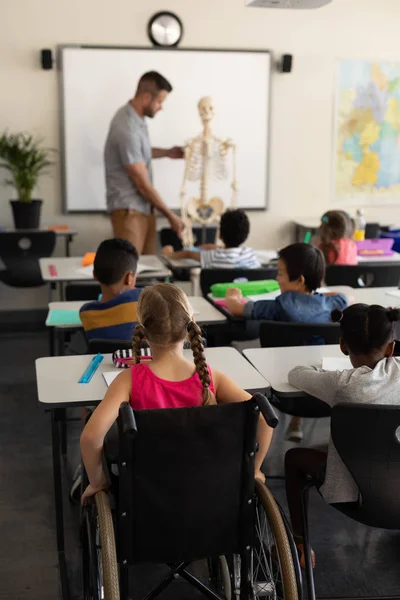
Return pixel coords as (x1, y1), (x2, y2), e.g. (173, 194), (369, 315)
(186, 139), (228, 181)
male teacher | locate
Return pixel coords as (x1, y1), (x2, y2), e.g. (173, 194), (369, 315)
(104, 71), (185, 254)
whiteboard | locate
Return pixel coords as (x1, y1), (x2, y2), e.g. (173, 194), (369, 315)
(60, 46), (271, 213)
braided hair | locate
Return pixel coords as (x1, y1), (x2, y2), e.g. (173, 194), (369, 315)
(332, 303), (400, 355)
(133, 283), (215, 405)
(187, 320), (215, 405)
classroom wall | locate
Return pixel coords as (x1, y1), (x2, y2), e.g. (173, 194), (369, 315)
(1, 0), (400, 308)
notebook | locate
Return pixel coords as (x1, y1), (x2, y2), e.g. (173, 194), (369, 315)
(103, 371), (120, 387)
(46, 309), (81, 326)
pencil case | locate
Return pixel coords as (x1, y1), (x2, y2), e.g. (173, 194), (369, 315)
(210, 279), (280, 298)
(112, 347), (152, 368)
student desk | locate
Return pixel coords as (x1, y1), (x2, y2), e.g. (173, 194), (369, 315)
(243, 345), (342, 399)
(39, 255), (171, 300)
(332, 286), (400, 306)
(46, 296), (227, 355)
(35, 347), (270, 599)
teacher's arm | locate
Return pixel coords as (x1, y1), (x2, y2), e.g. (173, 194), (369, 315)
(125, 162), (184, 237)
(152, 147), (184, 159)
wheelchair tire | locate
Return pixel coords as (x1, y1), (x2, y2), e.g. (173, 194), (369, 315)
(95, 491), (120, 600)
(81, 492), (119, 600)
(252, 480), (299, 600)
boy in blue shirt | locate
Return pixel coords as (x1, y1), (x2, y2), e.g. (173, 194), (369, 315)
(225, 243), (349, 441)
(80, 238), (140, 341)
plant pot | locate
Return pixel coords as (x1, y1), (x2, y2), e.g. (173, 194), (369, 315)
(10, 199), (42, 229)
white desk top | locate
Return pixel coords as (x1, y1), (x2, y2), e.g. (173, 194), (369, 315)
(357, 251), (400, 264)
(47, 296), (227, 327)
(243, 345), (343, 397)
(335, 286), (400, 307)
(36, 347), (270, 407)
(40, 255), (170, 282)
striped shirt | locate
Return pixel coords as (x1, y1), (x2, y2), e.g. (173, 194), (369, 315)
(79, 289), (140, 341)
(200, 247), (261, 269)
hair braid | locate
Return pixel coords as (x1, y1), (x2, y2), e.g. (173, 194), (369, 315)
(187, 321), (215, 406)
(132, 323), (146, 364)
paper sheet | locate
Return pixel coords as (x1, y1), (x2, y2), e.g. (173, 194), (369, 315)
(321, 357), (352, 371)
(385, 290), (400, 299)
(75, 265), (93, 277)
(136, 263), (162, 274)
(46, 309), (81, 326)
(103, 371), (120, 387)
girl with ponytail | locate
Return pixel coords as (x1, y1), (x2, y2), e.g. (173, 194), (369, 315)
(81, 283), (272, 502)
(284, 303), (400, 568)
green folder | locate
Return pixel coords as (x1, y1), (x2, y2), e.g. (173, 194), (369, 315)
(46, 309), (82, 327)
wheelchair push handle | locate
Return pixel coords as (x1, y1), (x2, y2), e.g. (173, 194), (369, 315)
(252, 393), (279, 429)
(118, 402), (137, 436)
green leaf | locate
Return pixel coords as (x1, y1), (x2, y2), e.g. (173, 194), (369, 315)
(0, 131), (56, 202)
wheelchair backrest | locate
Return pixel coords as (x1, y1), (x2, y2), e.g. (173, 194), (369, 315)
(117, 400), (260, 564)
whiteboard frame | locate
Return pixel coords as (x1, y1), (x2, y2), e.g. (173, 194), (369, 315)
(58, 44), (272, 214)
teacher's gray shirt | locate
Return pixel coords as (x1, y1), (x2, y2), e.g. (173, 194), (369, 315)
(288, 357), (400, 505)
(104, 102), (153, 215)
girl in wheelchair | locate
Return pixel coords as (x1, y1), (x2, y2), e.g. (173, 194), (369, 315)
(285, 303), (400, 566)
(80, 282), (272, 503)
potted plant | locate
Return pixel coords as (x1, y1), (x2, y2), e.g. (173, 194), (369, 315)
(0, 132), (54, 229)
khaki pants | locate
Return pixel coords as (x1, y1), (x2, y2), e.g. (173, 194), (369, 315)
(110, 209), (156, 255)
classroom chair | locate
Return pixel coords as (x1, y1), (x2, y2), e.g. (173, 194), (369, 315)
(159, 226), (218, 251)
(65, 282), (102, 301)
(325, 264), (400, 287)
(0, 231), (56, 287)
(200, 267), (278, 297)
(299, 403), (400, 600)
(259, 321), (341, 349)
(88, 339), (132, 354)
(81, 397), (302, 600)
(365, 222), (381, 239)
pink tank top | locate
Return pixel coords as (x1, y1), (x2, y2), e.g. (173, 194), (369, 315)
(319, 238), (358, 265)
(129, 363), (215, 410)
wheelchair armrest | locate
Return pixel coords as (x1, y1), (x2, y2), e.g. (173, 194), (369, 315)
(252, 393), (279, 429)
(118, 402), (137, 437)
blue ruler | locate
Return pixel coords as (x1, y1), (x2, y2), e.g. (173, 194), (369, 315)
(79, 353), (104, 384)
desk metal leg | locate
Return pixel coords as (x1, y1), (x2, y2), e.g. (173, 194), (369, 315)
(65, 235), (72, 257)
(51, 409), (70, 600)
(60, 408), (67, 456)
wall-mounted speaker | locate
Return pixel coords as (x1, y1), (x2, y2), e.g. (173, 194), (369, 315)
(281, 54), (293, 73)
(41, 49), (53, 70)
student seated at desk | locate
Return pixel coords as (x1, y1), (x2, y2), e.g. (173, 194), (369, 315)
(80, 283), (273, 502)
(225, 243), (349, 442)
(80, 238), (141, 341)
(162, 209), (261, 269)
(316, 210), (357, 266)
(285, 303), (400, 567)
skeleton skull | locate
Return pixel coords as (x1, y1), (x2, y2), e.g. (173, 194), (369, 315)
(198, 97), (215, 124)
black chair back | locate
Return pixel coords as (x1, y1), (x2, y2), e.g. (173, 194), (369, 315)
(200, 267), (278, 297)
(88, 339), (132, 354)
(331, 403), (400, 529)
(0, 231), (56, 287)
(65, 283), (101, 301)
(159, 227), (218, 252)
(365, 223), (381, 239)
(260, 321), (341, 348)
(325, 264), (400, 287)
(116, 395), (278, 564)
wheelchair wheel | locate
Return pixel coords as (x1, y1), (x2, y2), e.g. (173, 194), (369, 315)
(208, 556), (232, 599)
(232, 481), (299, 600)
(81, 491), (119, 600)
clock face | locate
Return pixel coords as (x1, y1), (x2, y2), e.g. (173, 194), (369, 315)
(148, 12), (183, 47)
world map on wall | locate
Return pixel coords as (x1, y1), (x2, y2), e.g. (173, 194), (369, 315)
(334, 59), (400, 204)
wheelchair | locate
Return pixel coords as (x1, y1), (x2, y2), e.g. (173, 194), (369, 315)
(81, 395), (302, 600)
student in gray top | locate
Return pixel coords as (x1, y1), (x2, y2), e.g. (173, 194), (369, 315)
(104, 71), (185, 254)
(285, 303), (400, 567)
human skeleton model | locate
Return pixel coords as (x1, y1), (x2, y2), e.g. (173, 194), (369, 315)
(180, 97), (237, 247)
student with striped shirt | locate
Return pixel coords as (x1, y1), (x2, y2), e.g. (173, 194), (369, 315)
(80, 238), (141, 341)
(162, 209), (261, 269)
